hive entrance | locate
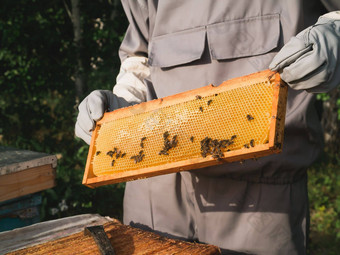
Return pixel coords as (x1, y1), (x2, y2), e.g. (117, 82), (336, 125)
(83, 70), (287, 187)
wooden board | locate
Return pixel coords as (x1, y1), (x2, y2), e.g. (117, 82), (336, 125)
(8, 219), (221, 255)
(0, 146), (57, 202)
(83, 70), (287, 187)
(0, 164), (56, 202)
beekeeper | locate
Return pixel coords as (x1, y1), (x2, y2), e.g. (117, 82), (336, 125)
(75, 1), (340, 254)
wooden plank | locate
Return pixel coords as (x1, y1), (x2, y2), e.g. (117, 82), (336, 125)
(83, 70), (288, 187)
(7, 219), (221, 255)
(0, 164), (56, 202)
(85, 144), (277, 187)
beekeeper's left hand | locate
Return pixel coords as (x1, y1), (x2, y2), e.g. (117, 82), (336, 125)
(269, 11), (340, 93)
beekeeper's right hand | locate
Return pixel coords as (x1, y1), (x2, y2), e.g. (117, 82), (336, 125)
(75, 56), (150, 144)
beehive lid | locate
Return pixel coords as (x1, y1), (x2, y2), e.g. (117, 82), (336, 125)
(83, 70), (287, 187)
(0, 146), (57, 176)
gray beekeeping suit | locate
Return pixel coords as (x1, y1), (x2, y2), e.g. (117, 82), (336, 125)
(75, 0), (340, 254)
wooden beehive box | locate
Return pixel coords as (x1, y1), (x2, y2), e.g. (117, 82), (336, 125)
(83, 70), (287, 187)
(7, 218), (221, 255)
(0, 146), (57, 203)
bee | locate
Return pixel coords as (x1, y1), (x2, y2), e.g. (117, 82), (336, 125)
(116, 150), (122, 159)
(96, 151), (101, 156)
(164, 138), (171, 148)
(207, 100), (213, 106)
(130, 155), (136, 163)
(113, 147), (118, 153)
(250, 139), (255, 147)
(190, 136), (194, 142)
(220, 140), (228, 148)
(159, 150), (169, 155)
(111, 159), (115, 166)
(130, 150), (145, 163)
(214, 93), (218, 96)
(227, 140), (234, 146)
(244, 144), (250, 149)
(106, 151), (114, 158)
(140, 137), (146, 147)
(231, 135), (237, 140)
(196, 95), (202, 100)
(199, 106), (203, 112)
(171, 140), (178, 148)
(171, 135), (178, 146)
(163, 131), (169, 139)
(200, 136), (230, 159)
(160, 133), (179, 155)
(247, 114), (254, 121)
(121, 152), (126, 158)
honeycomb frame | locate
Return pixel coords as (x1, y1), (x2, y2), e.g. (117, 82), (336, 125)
(83, 70), (287, 188)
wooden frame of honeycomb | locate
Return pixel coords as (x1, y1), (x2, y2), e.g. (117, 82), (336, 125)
(83, 70), (287, 188)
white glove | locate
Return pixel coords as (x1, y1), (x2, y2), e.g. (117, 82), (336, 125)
(75, 90), (116, 144)
(75, 56), (150, 144)
(269, 11), (340, 93)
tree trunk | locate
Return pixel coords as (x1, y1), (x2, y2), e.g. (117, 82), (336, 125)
(109, 0), (120, 20)
(70, 0), (86, 103)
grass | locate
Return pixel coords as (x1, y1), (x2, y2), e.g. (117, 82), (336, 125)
(308, 156), (340, 255)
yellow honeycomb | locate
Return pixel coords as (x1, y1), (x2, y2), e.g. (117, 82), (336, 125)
(90, 72), (282, 177)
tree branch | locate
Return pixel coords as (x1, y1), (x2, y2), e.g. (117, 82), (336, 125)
(63, 0), (72, 20)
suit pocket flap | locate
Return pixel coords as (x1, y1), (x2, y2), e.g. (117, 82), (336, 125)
(148, 27), (206, 68)
(207, 14), (280, 60)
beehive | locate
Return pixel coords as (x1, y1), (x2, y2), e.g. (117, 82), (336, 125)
(83, 70), (287, 187)
(7, 219), (221, 255)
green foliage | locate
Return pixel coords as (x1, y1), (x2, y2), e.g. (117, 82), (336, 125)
(0, 0), (128, 221)
(308, 156), (340, 254)
(317, 91), (340, 120)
